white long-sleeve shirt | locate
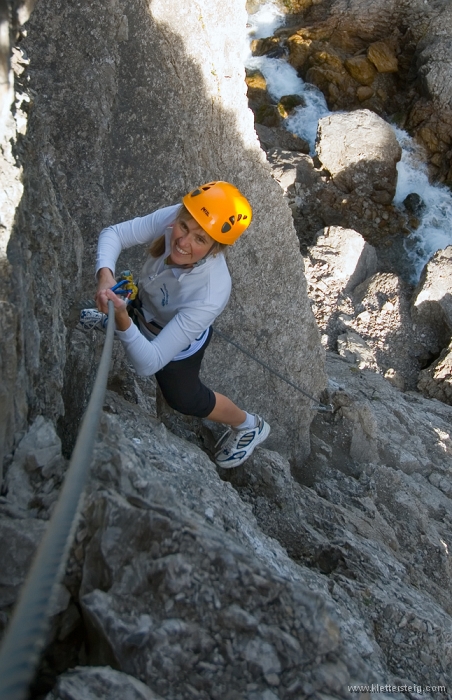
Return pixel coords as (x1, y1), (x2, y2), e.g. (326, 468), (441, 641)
(96, 204), (232, 376)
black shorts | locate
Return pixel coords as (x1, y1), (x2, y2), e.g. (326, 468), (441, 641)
(154, 327), (216, 418)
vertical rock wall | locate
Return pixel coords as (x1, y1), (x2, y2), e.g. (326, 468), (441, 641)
(1, 0), (325, 471)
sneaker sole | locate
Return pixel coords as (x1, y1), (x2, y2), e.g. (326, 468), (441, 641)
(216, 421), (270, 469)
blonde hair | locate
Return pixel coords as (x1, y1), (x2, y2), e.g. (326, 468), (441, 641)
(149, 204), (228, 258)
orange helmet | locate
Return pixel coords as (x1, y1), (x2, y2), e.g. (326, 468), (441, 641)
(182, 181), (252, 245)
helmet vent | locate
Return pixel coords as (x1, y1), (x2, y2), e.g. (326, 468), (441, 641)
(221, 222), (232, 233)
(243, 215), (248, 220)
(229, 216), (235, 225)
(237, 214), (242, 221)
(191, 189), (202, 197)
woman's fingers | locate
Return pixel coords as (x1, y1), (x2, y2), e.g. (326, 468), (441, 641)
(96, 289), (109, 314)
(95, 270), (117, 310)
(105, 288), (127, 311)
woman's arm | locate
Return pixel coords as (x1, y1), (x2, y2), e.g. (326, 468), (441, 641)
(95, 204), (180, 277)
(115, 304), (223, 375)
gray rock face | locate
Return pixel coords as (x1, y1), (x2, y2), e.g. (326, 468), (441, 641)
(316, 110), (402, 204)
(2, 376), (452, 695)
(0, 515), (47, 610)
(70, 395), (394, 696)
(3, 0), (452, 698)
(414, 4), (452, 110)
(0, 0), (324, 473)
(45, 666), (163, 700)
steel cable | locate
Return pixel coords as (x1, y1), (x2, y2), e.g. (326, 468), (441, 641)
(212, 327), (333, 412)
(0, 300), (116, 700)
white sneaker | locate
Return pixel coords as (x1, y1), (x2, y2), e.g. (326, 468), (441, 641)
(215, 414), (270, 469)
(78, 308), (108, 331)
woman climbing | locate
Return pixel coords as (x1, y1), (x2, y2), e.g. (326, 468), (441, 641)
(80, 181), (270, 468)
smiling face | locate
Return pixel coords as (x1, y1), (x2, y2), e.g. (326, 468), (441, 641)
(169, 217), (215, 266)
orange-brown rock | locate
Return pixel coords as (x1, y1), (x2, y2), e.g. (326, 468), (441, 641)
(367, 41), (398, 73)
(329, 30), (367, 55)
(418, 125), (440, 153)
(255, 104), (282, 127)
(295, 24), (333, 42)
(245, 69), (270, 108)
(287, 35), (312, 72)
(306, 46), (356, 97)
(277, 94), (305, 118)
(357, 85), (374, 102)
(310, 47), (345, 73)
(282, 0), (314, 11)
(250, 36), (280, 57)
(407, 106), (452, 180)
(344, 55), (377, 86)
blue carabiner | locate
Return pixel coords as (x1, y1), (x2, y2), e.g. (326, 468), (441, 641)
(110, 279), (128, 293)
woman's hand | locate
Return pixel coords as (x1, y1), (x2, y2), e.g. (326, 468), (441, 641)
(97, 288), (131, 331)
(95, 267), (117, 309)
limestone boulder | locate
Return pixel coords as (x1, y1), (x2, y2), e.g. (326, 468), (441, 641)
(306, 226), (378, 295)
(316, 110), (401, 204)
(418, 341), (452, 405)
(287, 34), (313, 72)
(412, 245), (452, 334)
(266, 148), (314, 193)
(250, 36), (281, 58)
(3, 416), (66, 514)
(411, 246), (452, 401)
(254, 124), (310, 153)
(304, 226), (437, 390)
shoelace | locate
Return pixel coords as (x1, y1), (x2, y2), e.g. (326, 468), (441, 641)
(84, 316), (106, 330)
(214, 428), (234, 453)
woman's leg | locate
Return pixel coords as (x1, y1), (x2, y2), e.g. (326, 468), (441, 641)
(155, 329), (217, 418)
(207, 393), (246, 427)
(155, 331), (246, 425)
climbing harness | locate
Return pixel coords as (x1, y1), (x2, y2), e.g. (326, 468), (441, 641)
(212, 328), (333, 413)
(0, 302), (116, 700)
